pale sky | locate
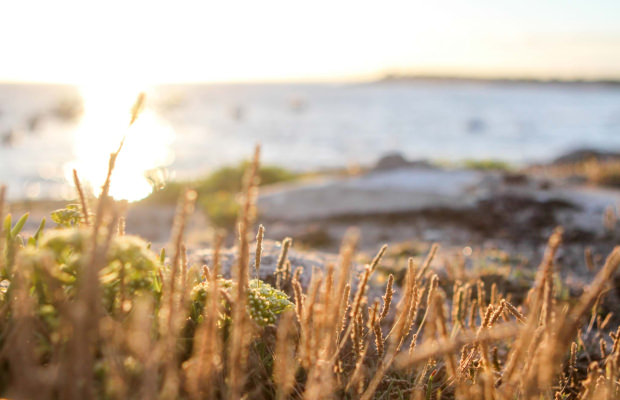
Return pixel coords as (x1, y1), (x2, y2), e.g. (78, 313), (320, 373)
(1, 0), (620, 84)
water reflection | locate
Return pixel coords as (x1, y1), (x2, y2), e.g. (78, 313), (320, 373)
(65, 84), (175, 202)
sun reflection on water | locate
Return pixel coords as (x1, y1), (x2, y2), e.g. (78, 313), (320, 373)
(66, 84), (175, 202)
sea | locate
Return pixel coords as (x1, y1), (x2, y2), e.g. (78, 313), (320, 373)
(1, 81), (620, 200)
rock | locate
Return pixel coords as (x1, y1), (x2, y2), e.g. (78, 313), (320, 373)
(537, 180), (553, 190)
(565, 175), (588, 185)
(256, 165), (620, 253)
(373, 152), (432, 171)
(257, 168), (492, 221)
(1, 129), (17, 147)
(466, 118), (487, 134)
(294, 224), (333, 247)
(27, 114), (42, 133)
(552, 149), (620, 165)
(502, 172), (528, 185)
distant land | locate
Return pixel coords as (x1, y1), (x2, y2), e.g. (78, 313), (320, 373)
(377, 73), (620, 87)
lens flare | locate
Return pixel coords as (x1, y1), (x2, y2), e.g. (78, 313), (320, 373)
(66, 84), (174, 202)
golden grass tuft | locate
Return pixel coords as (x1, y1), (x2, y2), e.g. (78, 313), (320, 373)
(2, 145), (620, 400)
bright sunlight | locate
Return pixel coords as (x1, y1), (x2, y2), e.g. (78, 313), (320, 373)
(65, 85), (174, 202)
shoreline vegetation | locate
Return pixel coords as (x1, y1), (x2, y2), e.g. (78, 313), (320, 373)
(119, 147), (620, 241)
(376, 73), (620, 87)
(2, 137), (620, 398)
(8, 148), (620, 252)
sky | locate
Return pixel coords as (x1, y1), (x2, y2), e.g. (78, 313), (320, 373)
(1, 0), (620, 84)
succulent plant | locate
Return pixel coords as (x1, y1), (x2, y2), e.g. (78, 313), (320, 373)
(16, 228), (163, 313)
(191, 278), (293, 327)
(50, 204), (82, 227)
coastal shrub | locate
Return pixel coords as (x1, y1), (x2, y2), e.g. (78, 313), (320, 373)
(196, 164), (295, 228)
(36, 229), (162, 310)
(190, 278), (292, 326)
(200, 191), (240, 229)
(198, 162), (296, 194)
(144, 162), (296, 227)
(463, 159), (511, 171)
(50, 204), (82, 227)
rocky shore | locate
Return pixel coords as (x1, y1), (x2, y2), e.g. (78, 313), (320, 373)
(9, 149), (620, 288)
(254, 151), (620, 282)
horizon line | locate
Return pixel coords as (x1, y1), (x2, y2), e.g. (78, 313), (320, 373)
(2, 72), (620, 86)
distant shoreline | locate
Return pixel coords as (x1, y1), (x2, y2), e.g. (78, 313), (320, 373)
(3, 75), (620, 87)
(376, 74), (620, 87)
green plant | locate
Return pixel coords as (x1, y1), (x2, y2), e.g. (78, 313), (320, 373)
(51, 204), (82, 227)
(16, 228), (164, 312)
(200, 191), (240, 229)
(2, 212), (29, 277)
(191, 278), (292, 326)
(144, 162), (296, 228)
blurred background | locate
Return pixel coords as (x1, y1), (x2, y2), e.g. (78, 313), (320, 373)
(1, 0), (619, 202)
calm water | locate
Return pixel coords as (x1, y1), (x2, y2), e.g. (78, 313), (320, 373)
(1, 82), (620, 200)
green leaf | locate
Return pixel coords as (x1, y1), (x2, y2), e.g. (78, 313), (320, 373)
(426, 369), (436, 400)
(152, 271), (162, 293)
(10, 213), (29, 238)
(32, 218), (45, 245)
(3, 214), (11, 239)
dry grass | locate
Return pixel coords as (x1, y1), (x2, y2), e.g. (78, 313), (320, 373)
(1, 145), (620, 399)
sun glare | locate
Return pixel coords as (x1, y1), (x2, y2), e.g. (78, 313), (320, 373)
(66, 84), (175, 202)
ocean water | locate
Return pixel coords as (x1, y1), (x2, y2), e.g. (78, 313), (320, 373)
(1, 81), (620, 200)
